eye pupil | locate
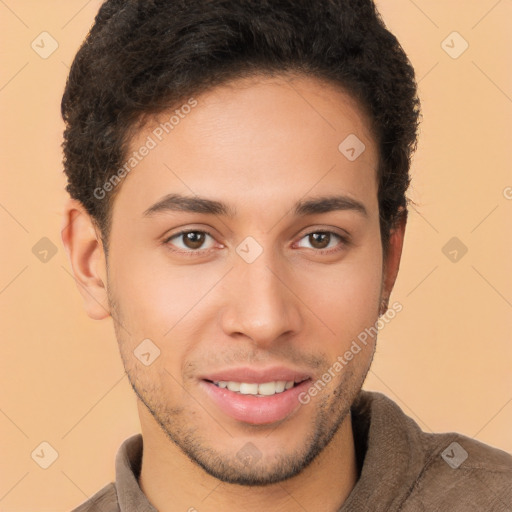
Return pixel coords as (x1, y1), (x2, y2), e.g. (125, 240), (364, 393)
(184, 231), (205, 249)
(310, 232), (330, 249)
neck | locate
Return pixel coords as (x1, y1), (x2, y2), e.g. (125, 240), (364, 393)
(137, 404), (358, 512)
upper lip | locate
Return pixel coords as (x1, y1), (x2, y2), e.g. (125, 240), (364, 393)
(200, 366), (312, 384)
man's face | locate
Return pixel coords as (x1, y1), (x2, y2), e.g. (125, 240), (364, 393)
(106, 74), (385, 485)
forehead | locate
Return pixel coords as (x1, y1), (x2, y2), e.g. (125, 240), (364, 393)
(112, 73), (379, 222)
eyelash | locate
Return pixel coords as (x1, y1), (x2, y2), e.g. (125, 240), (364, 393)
(163, 229), (350, 257)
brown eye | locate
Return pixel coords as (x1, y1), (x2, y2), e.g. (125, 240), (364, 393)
(308, 232), (331, 249)
(182, 231), (206, 249)
(295, 230), (347, 254)
(165, 230), (215, 252)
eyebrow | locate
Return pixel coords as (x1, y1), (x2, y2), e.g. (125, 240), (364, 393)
(143, 193), (368, 218)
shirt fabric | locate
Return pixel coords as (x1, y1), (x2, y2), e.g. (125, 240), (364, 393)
(71, 390), (512, 511)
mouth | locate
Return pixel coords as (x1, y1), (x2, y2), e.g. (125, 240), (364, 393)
(199, 376), (313, 425)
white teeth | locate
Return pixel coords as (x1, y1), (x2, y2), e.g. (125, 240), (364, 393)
(213, 380), (297, 396)
(258, 381), (279, 395)
(275, 381), (286, 392)
(226, 381), (240, 392)
(239, 383), (259, 394)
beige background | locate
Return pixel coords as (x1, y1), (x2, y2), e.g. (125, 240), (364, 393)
(0, 1), (511, 510)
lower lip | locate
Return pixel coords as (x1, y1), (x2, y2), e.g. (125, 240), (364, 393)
(199, 379), (311, 425)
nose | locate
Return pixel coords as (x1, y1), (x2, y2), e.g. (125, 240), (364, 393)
(219, 252), (303, 348)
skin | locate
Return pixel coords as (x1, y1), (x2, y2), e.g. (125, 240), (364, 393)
(61, 73), (406, 511)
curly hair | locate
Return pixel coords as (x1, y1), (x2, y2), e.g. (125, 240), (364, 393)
(61, 0), (421, 257)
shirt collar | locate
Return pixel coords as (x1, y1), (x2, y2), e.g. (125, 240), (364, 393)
(339, 390), (427, 510)
(115, 432), (157, 512)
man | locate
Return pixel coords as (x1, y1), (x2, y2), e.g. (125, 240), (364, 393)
(60, 0), (512, 510)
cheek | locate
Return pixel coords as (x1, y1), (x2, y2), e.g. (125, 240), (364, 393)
(118, 271), (193, 330)
(300, 242), (383, 341)
(107, 244), (170, 336)
(109, 247), (221, 347)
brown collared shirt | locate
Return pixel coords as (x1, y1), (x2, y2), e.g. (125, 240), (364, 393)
(71, 390), (512, 511)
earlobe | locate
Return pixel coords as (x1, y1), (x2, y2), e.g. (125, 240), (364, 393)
(60, 198), (110, 320)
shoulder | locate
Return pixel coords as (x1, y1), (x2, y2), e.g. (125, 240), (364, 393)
(352, 391), (512, 511)
(403, 430), (512, 511)
(70, 482), (119, 512)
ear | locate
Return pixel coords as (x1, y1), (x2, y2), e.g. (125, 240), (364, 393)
(60, 198), (110, 320)
(380, 211), (407, 312)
